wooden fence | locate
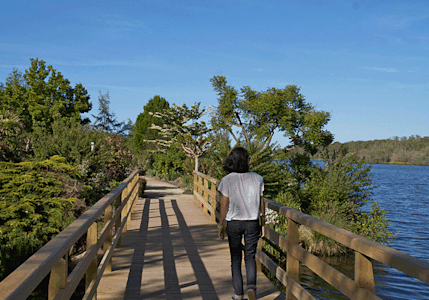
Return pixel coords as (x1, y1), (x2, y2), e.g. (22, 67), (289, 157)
(193, 170), (429, 300)
(0, 170), (140, 300)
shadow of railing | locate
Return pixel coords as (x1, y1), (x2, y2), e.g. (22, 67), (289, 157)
(122, 197), (218, 300)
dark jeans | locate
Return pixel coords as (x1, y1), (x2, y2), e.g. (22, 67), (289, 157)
(226, 220), (260, 296)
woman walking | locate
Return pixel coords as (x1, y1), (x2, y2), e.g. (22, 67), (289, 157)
(217, 147), (265, 300)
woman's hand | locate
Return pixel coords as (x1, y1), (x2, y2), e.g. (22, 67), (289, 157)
(218, 225), (225, 239)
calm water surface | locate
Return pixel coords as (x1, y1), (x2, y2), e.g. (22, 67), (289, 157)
(300, 163), (429, 299)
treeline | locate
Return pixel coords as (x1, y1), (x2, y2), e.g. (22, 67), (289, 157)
(314, 136), (429, 166)
(0, 58), (133, 292)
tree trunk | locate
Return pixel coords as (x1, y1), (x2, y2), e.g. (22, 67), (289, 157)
(194, 156), (199, 171)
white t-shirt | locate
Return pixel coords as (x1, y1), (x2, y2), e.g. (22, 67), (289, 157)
(217, 172), (264, 221)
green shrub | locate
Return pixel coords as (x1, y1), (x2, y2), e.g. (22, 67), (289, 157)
(152, 146), (186, 180)
(272, 146), (394, 256)
(0, 156), (82, 280)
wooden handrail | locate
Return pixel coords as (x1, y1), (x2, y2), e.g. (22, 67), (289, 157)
(193, 170), (429, 300)
(0, 170), (140, 300)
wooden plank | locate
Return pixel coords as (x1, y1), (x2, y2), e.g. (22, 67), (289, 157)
(210, 180), (217, 222)
(355, 252), (375, 294)
(265, 199), (429, 285)
(103, 204), (113, 273)
(256, 248), (315, 300)
(48, 255), (67, 300)
(54, 185), (139, 300)
(264, 226), (381, 300)
(286, 219), (299, 300)
(193, 190), (215, 215)
(97, 176), (284, 300)
(86, 223), (98, 300)
(83, 188), (139, 300)
(203, 178), (209, 214)
(193, 170), (220, 185)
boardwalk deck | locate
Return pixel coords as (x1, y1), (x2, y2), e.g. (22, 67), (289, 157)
(97, 176), (285, 300)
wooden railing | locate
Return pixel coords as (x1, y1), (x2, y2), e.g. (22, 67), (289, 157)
(193, 170), (429, 300)
(0, 170), (140, 300)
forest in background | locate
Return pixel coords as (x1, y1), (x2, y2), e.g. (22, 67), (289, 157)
(312, 136), (429, 166)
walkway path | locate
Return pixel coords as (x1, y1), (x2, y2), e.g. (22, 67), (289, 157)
(97, 176), (285, 300)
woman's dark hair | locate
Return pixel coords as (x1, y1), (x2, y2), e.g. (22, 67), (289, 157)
(223, 147), (250, 173)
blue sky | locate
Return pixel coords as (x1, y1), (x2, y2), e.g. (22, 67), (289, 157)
(1, 0), (428, 144)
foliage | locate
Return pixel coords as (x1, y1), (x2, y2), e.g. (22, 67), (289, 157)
(247, 143), (290, 199)
(150, 102), (212, 171)
(79, 133), (133, 205)
(208, 75), (333, 202)
(352, 201), (394, 244)
(0, 156), (83, 280)
(272, 146), (394, 255)
(0, 109), (25, 162)
(0, 59), (91, 134)
(210, 76), (333, 153)
(314, 135), (429, 166)
(152, 146), (187, 180)
(33, 118), (99, 164)
(197, 129), (233, 180)
(91, 90), (131, 135)
(133, 95), (170, 152)
(32, 119), (133, 205)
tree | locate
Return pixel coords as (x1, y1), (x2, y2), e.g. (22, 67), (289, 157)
(0, 59), (92, 134)
(0, 109), (24, 162)
(91, 90), (126, 134)
(150, 102), (212, 171)
(0, 156), (82, 280)
(210, 76), (333, 154)
(133, 95), (170, 152)
(209, 76), (333, 195)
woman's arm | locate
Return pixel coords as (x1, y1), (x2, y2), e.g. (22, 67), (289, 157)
(218, 195), (229, 239)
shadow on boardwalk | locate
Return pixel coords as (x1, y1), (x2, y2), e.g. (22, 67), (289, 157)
(97, 176), (285, 300)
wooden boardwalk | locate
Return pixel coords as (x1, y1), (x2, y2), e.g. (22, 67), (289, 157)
(97, 176), (285, 300)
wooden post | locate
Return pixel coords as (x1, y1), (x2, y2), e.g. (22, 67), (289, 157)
(132, 174), (139, 211)
(193, 172), (198, 206)
(210, 181), (217, 222)
(256, 238), (263, 272)
(121, 185), (128, 234)
(48, 254), (67, 300)
(86, 223), (98, 300)
(104, 204), (113, 273)
(203, 178), (209, 215)
(115, 194), (121, 247)
(198, 175), (203, 207)
(355, 251), (375, 295)
(286, 219), (300, 300)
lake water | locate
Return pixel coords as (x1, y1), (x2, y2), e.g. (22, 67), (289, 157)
(299, 163), (429, 299)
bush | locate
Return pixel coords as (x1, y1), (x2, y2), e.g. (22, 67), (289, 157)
(0, 156), (82, 280)
(152, 146), (186, 180)
(272, 146), (394, 255)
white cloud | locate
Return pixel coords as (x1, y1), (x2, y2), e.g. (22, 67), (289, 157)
(364, 66), (398, 73)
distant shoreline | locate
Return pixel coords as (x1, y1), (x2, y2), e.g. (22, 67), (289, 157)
(311, 136), (429, 167)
